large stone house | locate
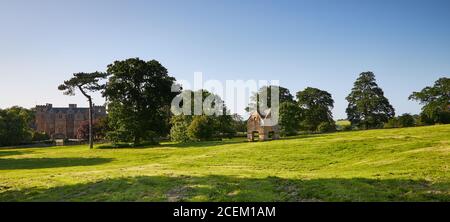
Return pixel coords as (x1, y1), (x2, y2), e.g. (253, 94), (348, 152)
(247, 109), (280, 141)
(35, 103), (106, 139)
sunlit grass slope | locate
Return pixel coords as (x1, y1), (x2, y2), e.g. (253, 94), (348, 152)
(0, 125), (449, 201)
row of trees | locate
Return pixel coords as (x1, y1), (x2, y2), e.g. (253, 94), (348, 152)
(346, 73), (449, 128)
(58, 58), (178, 147)
(259, 72), (449, 136)
(275, 86), (336, 136)
(383, 113), (416, 128)
(270, 72), (395, 135)
(58, 58), (247, 146)
(0, 58), (235, 147)
(57, 67), (447, 145)
(2, 58), (447, 147)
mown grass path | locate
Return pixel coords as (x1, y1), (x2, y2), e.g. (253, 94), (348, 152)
(0, 125), (449, 201)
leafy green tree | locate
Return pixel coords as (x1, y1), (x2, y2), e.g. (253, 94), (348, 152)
(409, 77), (450, 124)
(346, 72), (395, 129)
(384, 114), (415, 129)
(384, 118), (399, 129)
(230, 114), (247, 133)
(296, 87), (335, 132)
(412, 114), (425, 126)
(7, 106), (35, 128)
(187, 116), (215, 141)
(416, 113), (435, 125)
(76, 117), (110, 140)
(169, 115), (192, 143)
(32, 131), (50, 141)
(0, 107), (33, 146)
(398, 113), (415, 127)
(247, 85), (294, 112)
(214, 111), (236, 138)
(58, 72), (107, 148)
(170, 89), (235, 142)
(104, 58), (177, 145)
(279, 101), (301, 136)
(317, 121), (336, 133)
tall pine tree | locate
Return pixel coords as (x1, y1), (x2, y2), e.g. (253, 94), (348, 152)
(346, 72), (395, 129)
(58, 72), (107, 148)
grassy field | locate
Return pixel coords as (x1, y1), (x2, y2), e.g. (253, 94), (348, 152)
(0, 125), (449, 202)
(336, 120), (351, 130)
(336, 120), (351, 127)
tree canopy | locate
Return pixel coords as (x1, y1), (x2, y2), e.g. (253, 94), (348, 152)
(0, 107), (34, 146)
(296, 87), (335, 132)
(247, 85), (294, 113)
(409, 77), (450, 124)
(278, 101), (302, 136)
(169, 89), (236, 142)
(104, 58), (177, 144)
(346, 72), (395, 129)
(58, 72), (107, 96)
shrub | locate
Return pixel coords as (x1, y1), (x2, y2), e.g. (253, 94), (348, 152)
(187, 116), (215, 141)
(437, 111), (450, 124)
(385, 114), (417, 129)
(32, 131), (50, 141)
(384, 118), (399, 128)
(214, 114), (236, 139)
(170, 115), (191, 143)
(76, 117), (110, 140)
(106, 129), (134, 144)
(342, 125), (353, 131)
(317, 121), (336, 133)
(397, 113), (415, 127)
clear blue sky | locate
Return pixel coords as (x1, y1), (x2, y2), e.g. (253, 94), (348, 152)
(1, 0), (449, 119)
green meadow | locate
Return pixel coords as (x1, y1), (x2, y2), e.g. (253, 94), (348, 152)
(0, 125), (449, 202)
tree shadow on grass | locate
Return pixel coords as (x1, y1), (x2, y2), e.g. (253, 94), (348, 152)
(0, 175), (448, 202)
(281, 134), (332, 141)
(162, 139), (249, 149)
(0, 157), (113, 170)
(161, 135), (330, 149)
(0, 150), (33, 157)
(97, 139), (250, 149)
(165, 134), (333, 148)
(97, 134), (335, 150)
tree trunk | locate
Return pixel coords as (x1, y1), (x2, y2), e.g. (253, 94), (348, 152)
(78, 86), (94, 149)
(134, 136), (140, 146)
(88, 97), (93, 149)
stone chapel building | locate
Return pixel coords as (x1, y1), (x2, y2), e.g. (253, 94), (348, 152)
(247, 109), (280, 141)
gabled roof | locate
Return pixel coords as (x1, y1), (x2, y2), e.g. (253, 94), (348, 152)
(248, 108), (278, 127)
(248, 108), (272, 119)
